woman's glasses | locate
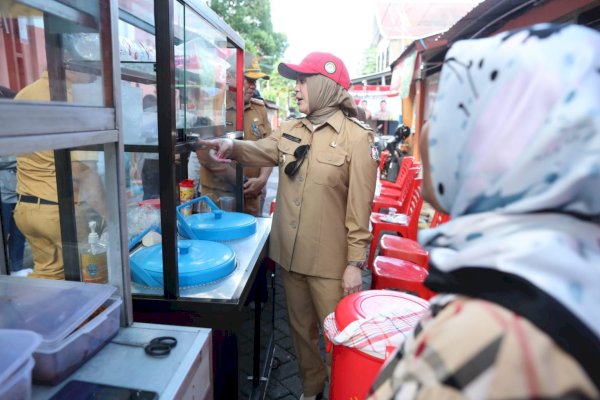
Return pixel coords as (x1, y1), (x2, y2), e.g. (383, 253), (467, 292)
(284, 144), (310, 177)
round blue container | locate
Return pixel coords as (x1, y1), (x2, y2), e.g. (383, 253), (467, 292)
(177, 196), (257, 241)
(130, 240), (236, 287)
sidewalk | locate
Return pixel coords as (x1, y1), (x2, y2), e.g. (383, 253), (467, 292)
(238, 263), (373, 400)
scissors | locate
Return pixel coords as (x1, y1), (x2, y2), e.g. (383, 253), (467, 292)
(111, 336), (178, 357)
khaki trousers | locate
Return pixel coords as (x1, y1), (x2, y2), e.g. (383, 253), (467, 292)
(280, 267), (343, 396)
(14, 201), (64, 280)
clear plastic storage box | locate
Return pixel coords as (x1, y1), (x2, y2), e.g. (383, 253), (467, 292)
(0, 329), (42, 400)
(0, 276), (121, 385)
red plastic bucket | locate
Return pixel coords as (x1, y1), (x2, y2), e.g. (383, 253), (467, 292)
(326, 290), (428, 400)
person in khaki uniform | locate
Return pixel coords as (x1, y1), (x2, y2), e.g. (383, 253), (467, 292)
(197, 58), (272, 216)
(241, 59), (273, 216)
(200, 52), (378, 400)
(13, 70), (107, 280)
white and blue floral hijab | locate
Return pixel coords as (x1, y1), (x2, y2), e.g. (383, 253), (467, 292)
(421, 24), (600, 356)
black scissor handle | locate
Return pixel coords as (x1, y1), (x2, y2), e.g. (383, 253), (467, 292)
(144, 336), (178, 357)
(150, 336), (177, 348)
(144, 342), (171, 356)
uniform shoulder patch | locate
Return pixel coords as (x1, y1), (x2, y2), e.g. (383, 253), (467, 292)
(250, 98), (265, 106)
(348, 116), (373, 131)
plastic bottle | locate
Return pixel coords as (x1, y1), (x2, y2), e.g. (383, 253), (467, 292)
(80, 220), (108, 283)
(179, 179), (195, 216)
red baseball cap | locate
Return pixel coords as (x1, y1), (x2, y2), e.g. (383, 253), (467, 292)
(278, 52), (351, 90)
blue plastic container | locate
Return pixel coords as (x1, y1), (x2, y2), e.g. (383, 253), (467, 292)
(176, 196), (256, 241)
(130, 239), (236, 287)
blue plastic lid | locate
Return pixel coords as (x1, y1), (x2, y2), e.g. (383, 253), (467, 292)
(130, 240), (236, 287)
(180, 211), (257, 241)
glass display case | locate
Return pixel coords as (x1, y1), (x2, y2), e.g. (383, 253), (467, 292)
(1, 1), (272, 397)
(116, 2), (273, 398)
(0, 0), (130, 321)
(115, 0), (262, 303)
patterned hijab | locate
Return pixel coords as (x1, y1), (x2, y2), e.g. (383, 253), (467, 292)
(421, 24), (600, 338)
(305, 74), (357, 125)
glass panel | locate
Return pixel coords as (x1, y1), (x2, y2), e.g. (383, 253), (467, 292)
(176, 5), (229, 135)
(2, 146), (116, 283)
(125, 151), (161, 242)
(179, 6), (239, 208)
(118, 0), (154, 27)
(118, 18), (157, 145)
(0, 1), (105, 106)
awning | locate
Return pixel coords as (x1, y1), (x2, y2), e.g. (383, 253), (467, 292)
(390, 49), (417, 99)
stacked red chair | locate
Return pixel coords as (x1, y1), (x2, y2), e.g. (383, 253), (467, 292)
(380, 211), (450, 268)
(371, 211), (451, 299)
(373, 166), (421, 212)
(371, 256), (435, 299)
(380, 156), (414, 189)
(368, 180), (423, 269)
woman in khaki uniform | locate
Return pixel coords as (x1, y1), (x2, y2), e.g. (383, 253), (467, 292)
(200, 52), (378, 400)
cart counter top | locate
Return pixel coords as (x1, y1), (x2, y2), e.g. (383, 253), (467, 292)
(130, 217), (271, 302)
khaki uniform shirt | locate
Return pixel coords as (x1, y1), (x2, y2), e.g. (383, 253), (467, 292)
(199, 98), (272, 199)
(15, 72), (94, 203)
(232, 110), (377, 279)
(243, 98), (272, 179)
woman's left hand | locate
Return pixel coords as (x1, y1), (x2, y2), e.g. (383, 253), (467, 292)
(342, 265), (363, 296)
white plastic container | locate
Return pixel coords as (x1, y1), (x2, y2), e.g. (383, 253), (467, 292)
(0, 276), (121, 385)
(0, 329), (42, 400)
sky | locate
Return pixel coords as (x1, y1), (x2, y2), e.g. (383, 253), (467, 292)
(269, 0), (484, 79)
(270, 0), (376, 77)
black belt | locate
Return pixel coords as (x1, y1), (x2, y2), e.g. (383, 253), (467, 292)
(18, 195), (58, 205)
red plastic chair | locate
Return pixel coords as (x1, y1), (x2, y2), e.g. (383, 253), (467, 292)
(430, 211), (450, 227)
(368, 182), (423, 269)
(370, 256), (435, 300)
(377, 165), (421, 201)
(380, 235), (428, 268)
(379, 211), (451, 269)
(380, 156), (414, 189)
(373, 167), (420, 213)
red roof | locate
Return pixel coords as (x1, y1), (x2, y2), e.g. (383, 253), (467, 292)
(375, 2), (480, 39)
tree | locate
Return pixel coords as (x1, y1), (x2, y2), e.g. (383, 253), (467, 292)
(210, 0), (288, 72)
(260, 64), (296, 114)
(360, 47), (377, 75)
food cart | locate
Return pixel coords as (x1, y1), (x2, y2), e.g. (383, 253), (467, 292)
(0, 0), (273, 399)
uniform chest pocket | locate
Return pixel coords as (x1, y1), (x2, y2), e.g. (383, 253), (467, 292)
(310, 151), (347, 187)
(251, 119), (268, 139)
(277, 141), (296, 170)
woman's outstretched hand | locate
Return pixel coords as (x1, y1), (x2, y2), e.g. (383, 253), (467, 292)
(196, 138), (234, 163)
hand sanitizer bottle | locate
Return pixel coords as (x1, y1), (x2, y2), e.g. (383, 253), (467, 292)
(80, 220), (108, 283)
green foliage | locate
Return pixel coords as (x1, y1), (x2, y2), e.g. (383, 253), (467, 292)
(361, 47), (377, 75)
(260, 64), (297, 113)
(210, 0), (289, 107)
(209, 0), (288, 73)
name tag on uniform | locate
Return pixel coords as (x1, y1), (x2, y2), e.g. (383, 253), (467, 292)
(282, 133), (301, 143)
